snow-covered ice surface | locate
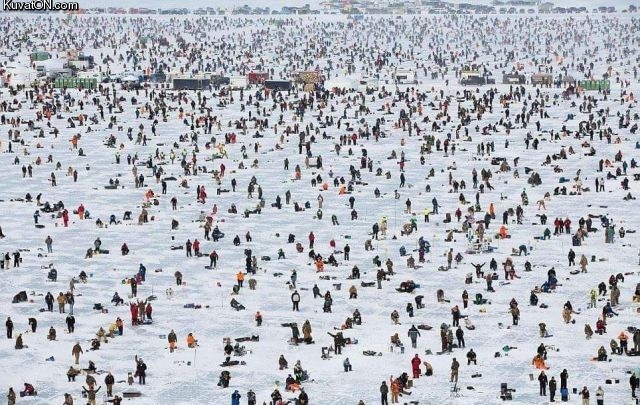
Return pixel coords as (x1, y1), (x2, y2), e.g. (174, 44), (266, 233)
(0, 11), (639, 405)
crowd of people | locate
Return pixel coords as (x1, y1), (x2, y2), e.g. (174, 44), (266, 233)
(1, 9), (640, 405)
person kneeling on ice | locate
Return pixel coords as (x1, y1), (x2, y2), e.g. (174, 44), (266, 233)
(532, 354), (549, 369)
(539, 323), (550, 338)
(14, 334), (24, 350)
(467, 349), (477, 365)
(111, 292), (124, 306)
(343, 357), (352, 372)
(187, 333), (198, 348)
(597, 346), (608, 361)
(603, 302), (618, 317)
(20, 383), (35, 397)
(270, 389), (282, 404)
(217, 371), (231, 388)
(423, 361), (433, 376)
(298, 388), (309, 405)
(285, 374), (301, 391)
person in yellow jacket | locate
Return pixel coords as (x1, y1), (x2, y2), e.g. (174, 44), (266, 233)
(423, 208), (431, 223)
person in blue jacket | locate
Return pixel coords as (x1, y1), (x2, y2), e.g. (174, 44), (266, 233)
(231, 390), (241, 405)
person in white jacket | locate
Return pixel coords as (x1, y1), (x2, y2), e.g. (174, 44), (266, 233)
(595, 386), (604, 405)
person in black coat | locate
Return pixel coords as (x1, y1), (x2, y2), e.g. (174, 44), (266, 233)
(45, 292), (54, 311)
(539, 371), (548, 396)
(298, 389), (309, 405)
(549, 376), (557, 402)
(6, 317), (13, 339)
(66, 315), (75, 333)
(631, 374), (639, 398)
(560, 369), (568, 390)
(135, 357), (146, 385)
(28, 318), (37, 333)
(380, 381), (389, 405)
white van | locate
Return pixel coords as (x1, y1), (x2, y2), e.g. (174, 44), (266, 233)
(229, 75), (248, 89)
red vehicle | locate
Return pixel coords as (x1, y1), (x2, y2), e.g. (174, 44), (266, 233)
(247, 72), (268, 85)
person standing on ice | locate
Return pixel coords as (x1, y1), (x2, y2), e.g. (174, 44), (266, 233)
(308, 232), (315, 249)
(581, 387), (590, 405)
(539, 370), (548, 396)
(408, 325), (420, 348)
(380, 381), (389, 405)
(5, 317), (13, 339)
(246, 390), (256, 405)
(450, 358), (459, 382)
(7, 388), (15, 405)
(580, 254), (589, 272)
(231, 390), (241, 405)
(72, 342), (83, 364)
(411, 354), (422, 378)
(291, 290), (300, 311)
(595, 386), (604, 405)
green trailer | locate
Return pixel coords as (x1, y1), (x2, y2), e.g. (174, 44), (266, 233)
(578, 79), (610, 91)
(54, 77), (98, 89)
(30, 51), (51, 62)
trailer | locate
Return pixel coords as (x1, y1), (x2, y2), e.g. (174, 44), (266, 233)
(30, 51), (51, 62)
(393, 69), (417, 84)
(68, 54), (95, 70)
(247, 72), (269, 84)
(578, 79), (610, 91)
(461, 70), (494, 85)
(229, 75), (248, 89)
(173, 78), (210, 90)
(147, 72), (166, 83)
(531, 73), (553, 86)
(264, 80), (292, 91)
(211, 75), (230, 87)
(502, 73), (526, 84)
(293, 71), (322, 84)
(357, 77), (379, 92)
(54, 77), (98, 89)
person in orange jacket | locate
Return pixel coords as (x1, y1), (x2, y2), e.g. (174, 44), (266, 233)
(236, 271), (245, 288)
(390, 378), (400, 403)
(532, 354), (549, 369)
(187, 333), (198, 348)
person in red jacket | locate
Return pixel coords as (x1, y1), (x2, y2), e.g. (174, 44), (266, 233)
(209, 250), (218, 268)
(308, 232), (315, 249)
(411, 354), (422, 378)
(130, 303), (138, 326)
(193, 239), (200, 256)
